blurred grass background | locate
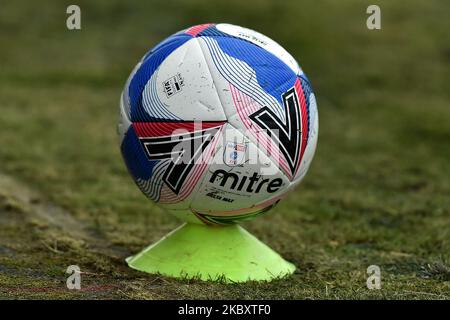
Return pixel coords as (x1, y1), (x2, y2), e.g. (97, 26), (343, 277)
(0, 0), (449, 299)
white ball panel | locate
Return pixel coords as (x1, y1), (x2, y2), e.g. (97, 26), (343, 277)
(148, 38), (227, 121)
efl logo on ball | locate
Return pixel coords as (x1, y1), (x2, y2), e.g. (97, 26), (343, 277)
(118, 23), (318, 225)
(224, 142), (246, 167)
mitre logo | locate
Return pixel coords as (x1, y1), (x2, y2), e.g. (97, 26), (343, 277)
(209, 169), (283, 194)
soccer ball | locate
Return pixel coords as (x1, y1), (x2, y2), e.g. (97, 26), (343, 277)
(118, 23), (318, 225)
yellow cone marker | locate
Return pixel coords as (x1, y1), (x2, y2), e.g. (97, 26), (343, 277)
(126, 223), (295, 283)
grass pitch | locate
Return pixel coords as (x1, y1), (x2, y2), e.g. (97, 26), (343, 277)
(0, 0), (449, 299)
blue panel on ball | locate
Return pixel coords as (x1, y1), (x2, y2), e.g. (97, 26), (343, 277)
(128, 33), (192, 122)
(200, 30), (298, 111)
(214, 37), (297, 106)
(121, 126), (157, 181)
